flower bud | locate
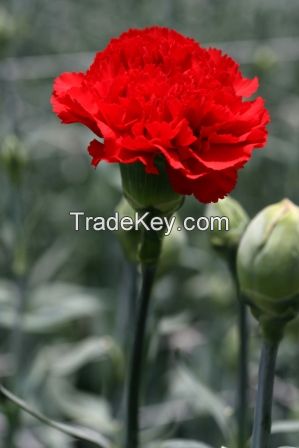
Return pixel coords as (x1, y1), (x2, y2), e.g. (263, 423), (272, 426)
(159, 216), (187, 274)
(0, 135), (27, 185)
(237, 199), (299, 323)
(120, 159), (184, 215)
(205, 196), (249, 258)
(0, 9), (15, 50)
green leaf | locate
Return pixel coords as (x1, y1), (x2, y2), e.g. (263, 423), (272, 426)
(26, 337), (123, 397)
(272, 420), (299, 433)
(0, 279), (18, 306)
(170, 366), (232, 438)
(0, 385), (112, 448)
(0, 283), (106, 333)
(21, 426), (73, 448)
(47, 378), (118, 435)
(29, 240), (74, 286)
(147, 440), (213, 448)
(51, 336), (123, 376)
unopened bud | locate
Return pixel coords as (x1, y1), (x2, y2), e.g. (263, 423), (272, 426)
(237, 199), (299, 327)
(206, 196), (249, 259)
(159, 216), (187, 274)
(1, 135), (26, 185)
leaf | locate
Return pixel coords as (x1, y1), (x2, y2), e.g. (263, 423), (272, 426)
(0, 385), (111, 448)
(0, 279), (18, 306)
(0, 283), (106, 333)
(19, 426), (72, 448)
(26, 337), (123, 396)
(47, 377), (118, 435)
(170, 366), (232, 438)
(141, 399), (192, 429)
(51, 336), (123, 376)
(147, 440), (213, 448)
(29, 241), (74, 286)
(272, 420), (299, 433)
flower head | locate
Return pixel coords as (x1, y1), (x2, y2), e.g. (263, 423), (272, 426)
(51, 26), (269, 203)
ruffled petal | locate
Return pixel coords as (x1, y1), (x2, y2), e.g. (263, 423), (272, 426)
(51, 26), (270, 203)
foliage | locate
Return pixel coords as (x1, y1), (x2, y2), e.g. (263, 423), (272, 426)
(1, 1), (299, 447)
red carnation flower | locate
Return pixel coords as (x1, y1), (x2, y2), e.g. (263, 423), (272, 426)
(51, 26), (269, 203)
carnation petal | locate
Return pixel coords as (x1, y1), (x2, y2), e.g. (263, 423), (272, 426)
(51, 26), (270, 204)
(234, 76), (259, 97)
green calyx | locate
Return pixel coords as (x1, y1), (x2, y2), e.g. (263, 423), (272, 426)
(237, 199), (299, 330)
(115, 198), (185, 267)
(120, 160), (184, 216)
(115, 198), (141, 264)
(114, 198), (163, 266)
(206, 196), (249, 259)
(252, 302), (298, 343)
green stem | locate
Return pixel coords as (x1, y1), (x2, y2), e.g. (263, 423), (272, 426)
(4, 181), (26, 448)
(5, 279), (27, 448)
(124, 264), (156, 448)
(10, 278), (27, 392)
(251, 338), (279, 448)
(237, 299), (249, 448)
(229, 258), (249, 448)
(113, 261), (138, 420)
(116, 261), (138, 348)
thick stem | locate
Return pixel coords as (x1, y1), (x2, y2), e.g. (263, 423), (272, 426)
(251, 338), (279, 448)
(113, 261), (138, 420)
(124, 264), (156, 448)
(116, 261), (139, 349)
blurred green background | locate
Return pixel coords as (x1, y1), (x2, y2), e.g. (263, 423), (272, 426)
(1, 1), (299, 447)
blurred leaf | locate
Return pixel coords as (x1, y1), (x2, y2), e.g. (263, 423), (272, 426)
(141, 420), (178, 447)
(272, 420), (299, 433)
(48, 377), (118, 435)
(0, 385), (112, 447)
(29, 240), (74, 286)
(0, 279), (18, 306)
(147, 440), (213, 448)
(170, 366), (232, 438)
(158, 313), (193, 336)
(0, 282), (105, 332)
(26, 337), (123, 393)
(141, 399), (192, 429)
(18, 426), (72, 448)
(51, 336), (123, 376)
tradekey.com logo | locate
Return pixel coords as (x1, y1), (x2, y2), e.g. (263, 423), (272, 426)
(69, 211), (230, 237)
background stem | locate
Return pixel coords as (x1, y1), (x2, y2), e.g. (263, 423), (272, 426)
(237, 299), (249, 448)
(251, 338), (279, 448)
(4, 177), (27, 448)
(124, 264), (156, 448)
(229, 258), (249, 448)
